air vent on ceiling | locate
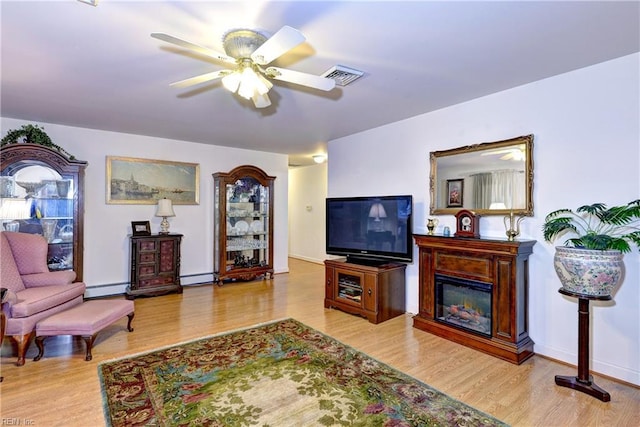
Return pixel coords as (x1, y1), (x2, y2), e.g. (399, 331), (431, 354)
(322, 65), (364, 86)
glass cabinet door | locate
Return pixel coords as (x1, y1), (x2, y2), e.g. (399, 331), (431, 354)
(225, 177), (269, 269)
(213, 165), (275, 283)
(1, 144), (87, 281)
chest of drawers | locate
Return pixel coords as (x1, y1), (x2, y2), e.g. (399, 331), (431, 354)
(127, 234), (182, 298)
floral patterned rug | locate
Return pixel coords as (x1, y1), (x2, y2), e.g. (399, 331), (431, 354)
(98, 318), (508, 426)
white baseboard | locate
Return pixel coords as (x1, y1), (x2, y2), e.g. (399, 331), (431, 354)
(84, 272), (214, 299)
(288, 254), (325, 265)
(534, 343), (640, 386)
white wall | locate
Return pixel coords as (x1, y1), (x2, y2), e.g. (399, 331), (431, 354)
(328, 53), (640, 385)
(1, 118), (290, 296)
(288, 162), (327, 264)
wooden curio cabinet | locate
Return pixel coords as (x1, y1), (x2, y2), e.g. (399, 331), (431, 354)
(212, 165), (275, 283)
(1, 144), (87, 281)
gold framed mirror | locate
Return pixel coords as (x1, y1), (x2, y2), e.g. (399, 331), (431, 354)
(429, 134), (533, 216)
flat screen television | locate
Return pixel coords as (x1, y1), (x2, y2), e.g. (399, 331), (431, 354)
(326, 195), (413, 265)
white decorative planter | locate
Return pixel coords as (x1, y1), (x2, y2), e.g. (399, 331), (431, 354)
(553, 247), (624, 297)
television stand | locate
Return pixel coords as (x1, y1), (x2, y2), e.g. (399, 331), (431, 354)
(345, 256), (388, 267)
(324, 258), (406, 324)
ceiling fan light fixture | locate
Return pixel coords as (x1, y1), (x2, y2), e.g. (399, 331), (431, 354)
(252, 93), (272, 109)
(222, 72), (241, 93)
(252, 72), (271, 96)
(223, 29), (268, 59)
(257, 73), (274, 91)
(238, 68), (260, 99)
(237, 82), (254, 100)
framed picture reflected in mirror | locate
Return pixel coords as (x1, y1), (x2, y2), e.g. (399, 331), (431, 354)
(446, 179), (464, 208)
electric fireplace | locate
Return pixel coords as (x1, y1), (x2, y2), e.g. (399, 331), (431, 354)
(412, 234), (536, 364)
(435, 274), (492, 337)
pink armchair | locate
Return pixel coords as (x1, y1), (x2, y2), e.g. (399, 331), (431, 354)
(1, 231), (86, 365)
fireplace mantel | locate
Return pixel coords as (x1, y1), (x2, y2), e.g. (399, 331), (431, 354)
(413, 234), (536, 364)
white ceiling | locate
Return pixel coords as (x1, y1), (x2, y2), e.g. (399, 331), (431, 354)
(2, 1), (638, 166)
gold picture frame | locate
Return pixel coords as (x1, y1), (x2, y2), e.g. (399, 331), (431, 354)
(106, 156), (199, 205)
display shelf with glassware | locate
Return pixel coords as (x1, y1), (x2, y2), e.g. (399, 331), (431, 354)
(212, 165), (275, 284)
(0, 144), (87, 281)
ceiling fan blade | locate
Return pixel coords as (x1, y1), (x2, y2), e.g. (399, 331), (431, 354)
(151, 33), (236, 65)
(169, 70), (232, 88)
(251, 26), (306, 65)
(266, 67), (336, 91)
(252, 92), (272, 108)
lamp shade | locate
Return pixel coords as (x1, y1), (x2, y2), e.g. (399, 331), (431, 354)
(368, 203), (387, 220)
(156, 198), (175, 217)
(0, 199), (31, 219)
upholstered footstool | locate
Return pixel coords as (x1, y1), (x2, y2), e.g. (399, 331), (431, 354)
(34, 299), (134, 361)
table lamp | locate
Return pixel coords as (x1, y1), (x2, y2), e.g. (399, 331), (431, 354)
(155, 198), (175, 234)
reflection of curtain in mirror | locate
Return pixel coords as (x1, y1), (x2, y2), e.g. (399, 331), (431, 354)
(512, 171), (525, 208)
(491, 170), (525, 209)
(472, 173), (493, 209)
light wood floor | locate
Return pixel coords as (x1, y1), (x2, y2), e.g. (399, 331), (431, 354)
(1, 258), (638, 426)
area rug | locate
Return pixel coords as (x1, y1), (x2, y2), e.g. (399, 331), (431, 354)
(98, 318), (508, 426)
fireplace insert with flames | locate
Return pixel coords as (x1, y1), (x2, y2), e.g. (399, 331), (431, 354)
(435, 274), (492, 337)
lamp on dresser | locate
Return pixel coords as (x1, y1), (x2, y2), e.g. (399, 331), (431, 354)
(155, 198), (175, 234)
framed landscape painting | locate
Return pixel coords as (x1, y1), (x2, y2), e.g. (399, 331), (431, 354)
(106, 156), (199, 205)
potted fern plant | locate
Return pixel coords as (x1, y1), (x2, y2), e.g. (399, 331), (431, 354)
(542, 199), (640, 297)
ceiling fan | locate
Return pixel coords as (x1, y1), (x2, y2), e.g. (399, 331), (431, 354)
(480, 146), (526, 161)
(151, 26), (336, 108)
